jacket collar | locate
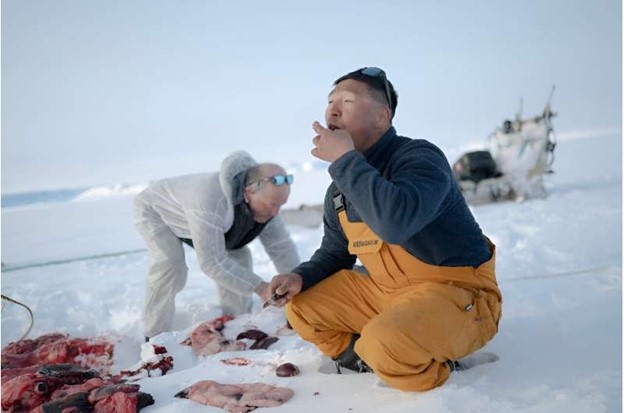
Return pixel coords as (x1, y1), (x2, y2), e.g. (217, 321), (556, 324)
(361, 126), (397, 167)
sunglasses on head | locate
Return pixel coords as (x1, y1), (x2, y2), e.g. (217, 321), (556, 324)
(358, 67), (392, 108)
(253, 174), (294, 187)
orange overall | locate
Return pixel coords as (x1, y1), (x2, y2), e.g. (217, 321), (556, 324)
(286, 210), (502, 391)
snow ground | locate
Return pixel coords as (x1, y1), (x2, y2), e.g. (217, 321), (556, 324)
(1, 133), (621, 412)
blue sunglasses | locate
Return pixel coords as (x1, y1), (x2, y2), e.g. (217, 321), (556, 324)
(359, 67), (392, 108)
(254, 174), (294, 187)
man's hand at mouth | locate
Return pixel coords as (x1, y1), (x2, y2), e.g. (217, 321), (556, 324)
(311, 121), (355, 162)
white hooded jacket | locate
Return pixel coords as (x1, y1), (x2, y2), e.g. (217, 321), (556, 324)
(137, 150), (300, 295)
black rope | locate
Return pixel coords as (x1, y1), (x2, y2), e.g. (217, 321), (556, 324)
(1, 294), (34, 341)
(1, 249), (146, 273)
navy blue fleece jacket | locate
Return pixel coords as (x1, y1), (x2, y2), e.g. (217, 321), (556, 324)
(292, 127), (491, 291)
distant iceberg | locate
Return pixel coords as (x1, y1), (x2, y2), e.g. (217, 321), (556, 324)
(73, 183), (148, 201)
(2, 183), (149, 209)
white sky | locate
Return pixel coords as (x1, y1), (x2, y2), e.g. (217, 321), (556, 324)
(2, 0), (621, 193)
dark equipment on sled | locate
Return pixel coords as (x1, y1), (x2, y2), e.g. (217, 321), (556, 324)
(453, 86), (557, 205)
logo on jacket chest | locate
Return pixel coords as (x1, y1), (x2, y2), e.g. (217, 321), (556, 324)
(352, 239), (380, 248)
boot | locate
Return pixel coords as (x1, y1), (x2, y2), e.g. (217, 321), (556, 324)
(448, 352), (499, 372)
(333, 334), (373, 374)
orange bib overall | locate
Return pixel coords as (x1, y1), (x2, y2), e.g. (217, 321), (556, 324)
(286, 210), (502, 391)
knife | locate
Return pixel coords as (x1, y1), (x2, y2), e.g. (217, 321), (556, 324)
(262, 292), (286, 309)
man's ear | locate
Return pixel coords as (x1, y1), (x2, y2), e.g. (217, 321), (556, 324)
(376, 105), (392, 127)
(243, 185), (253, 203)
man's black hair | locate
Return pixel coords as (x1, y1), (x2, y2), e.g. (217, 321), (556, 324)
(334, 68), (398, 119)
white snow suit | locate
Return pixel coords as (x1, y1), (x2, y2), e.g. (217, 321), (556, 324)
(134, 150), (300, 337)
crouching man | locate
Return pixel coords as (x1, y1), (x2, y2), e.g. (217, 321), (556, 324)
(267, 68), (502, 391)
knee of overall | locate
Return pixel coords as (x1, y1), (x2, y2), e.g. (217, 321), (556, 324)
(355, 319), (396, 367)
(284, 300), (299, 326)
(284, 295), (312, 332)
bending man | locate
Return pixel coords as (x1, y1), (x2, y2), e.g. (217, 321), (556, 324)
(134, 150), (300, 339)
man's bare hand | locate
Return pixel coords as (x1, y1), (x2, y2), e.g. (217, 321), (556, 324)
(254, 281), (272, 303)
(311, 121), (355, 162)
(267, 273), (303, 307)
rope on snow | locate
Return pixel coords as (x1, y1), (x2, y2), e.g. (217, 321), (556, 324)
(1, 248), (146, 273)
(1, 294), (34, 341)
